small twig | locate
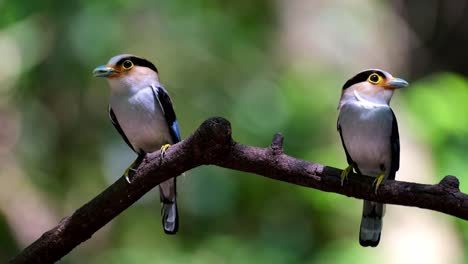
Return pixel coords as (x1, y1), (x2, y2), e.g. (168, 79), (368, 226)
(270, 133), (284, 155)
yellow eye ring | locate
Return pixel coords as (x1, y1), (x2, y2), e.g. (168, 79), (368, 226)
(122, 60), (134, 70)
(367, 73), (382, 84)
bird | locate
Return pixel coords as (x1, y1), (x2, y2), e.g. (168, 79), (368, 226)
(337, 69), (408, 247)
(93, 54), (181, 234)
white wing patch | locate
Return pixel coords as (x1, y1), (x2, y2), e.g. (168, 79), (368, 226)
(151, 84), (165, 116)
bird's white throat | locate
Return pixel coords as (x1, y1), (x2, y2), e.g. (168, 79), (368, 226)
(353, 90), (389, 108)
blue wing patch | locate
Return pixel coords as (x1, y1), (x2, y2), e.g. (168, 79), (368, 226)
(171, 120), (182, 142)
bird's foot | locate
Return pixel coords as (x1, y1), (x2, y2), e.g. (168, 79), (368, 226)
(340, 164), (353, 186)
(123, 154), (145, 184)
(160, 144), (171, 160)
(123, 167), (137, 184)
(372, 172), (385, 194)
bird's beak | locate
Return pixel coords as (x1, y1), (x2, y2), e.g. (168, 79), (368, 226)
(385, 77), (409, 89)
(93, 65), (116, 77)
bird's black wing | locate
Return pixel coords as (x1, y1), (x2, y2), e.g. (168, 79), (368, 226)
(337, 121), (355, 167)
(152, 85), (182, 143)
(388, 109), (400, 180)
(108, 106), (136, 153)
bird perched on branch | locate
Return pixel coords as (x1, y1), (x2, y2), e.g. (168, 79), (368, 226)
(337, 69), (408, 247)
(93, 54), (181, 234)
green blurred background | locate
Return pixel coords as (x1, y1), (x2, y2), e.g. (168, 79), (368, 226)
(1, 0), (468, 263)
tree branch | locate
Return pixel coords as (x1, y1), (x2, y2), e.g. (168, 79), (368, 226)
(9, 117), (468, 264)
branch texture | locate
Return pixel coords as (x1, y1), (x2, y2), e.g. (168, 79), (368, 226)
(10, 117), (468, 264)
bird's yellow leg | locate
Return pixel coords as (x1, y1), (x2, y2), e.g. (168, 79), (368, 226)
(160, 144), (171, 159)
(124, 154), (145, 184)
(340, 164), (354, 186)
(373, 170), (386, 194)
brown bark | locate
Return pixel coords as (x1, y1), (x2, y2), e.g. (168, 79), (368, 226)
(9, 117), (468, 264)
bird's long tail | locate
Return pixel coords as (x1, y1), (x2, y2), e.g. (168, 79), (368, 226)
(159, 177), (178, 234)
(359, 200), (384, 247)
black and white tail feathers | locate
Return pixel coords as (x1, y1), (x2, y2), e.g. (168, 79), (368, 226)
(359, 200), (384, 247)
(159, 178), (178, 234)
(161, 199), (178, 234)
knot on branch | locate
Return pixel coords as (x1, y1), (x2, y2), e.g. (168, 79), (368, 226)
(198, 117), (232, 142)
(194, 117), (233, 161)
(270, 133), (284, 155)
(439, 175), (460, 193)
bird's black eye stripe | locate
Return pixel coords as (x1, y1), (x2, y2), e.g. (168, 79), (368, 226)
(342, 70), (386, 90)
(116, 56), (158, 73)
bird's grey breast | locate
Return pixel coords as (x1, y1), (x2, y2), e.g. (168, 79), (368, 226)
(338, 102), (394, 176)
(110, 86), (171, 153)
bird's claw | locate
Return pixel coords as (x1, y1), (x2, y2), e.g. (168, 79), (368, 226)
(373, 172), (385, 194)
(123, 154), (145, 184)
(340, 164), (353, 186)
(160, 144), (171, 161)
(124, 167), (138, 184)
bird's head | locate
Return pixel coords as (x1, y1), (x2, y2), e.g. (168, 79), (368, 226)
(93, 54), (160, 93)
(339, 69), (408, 107)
